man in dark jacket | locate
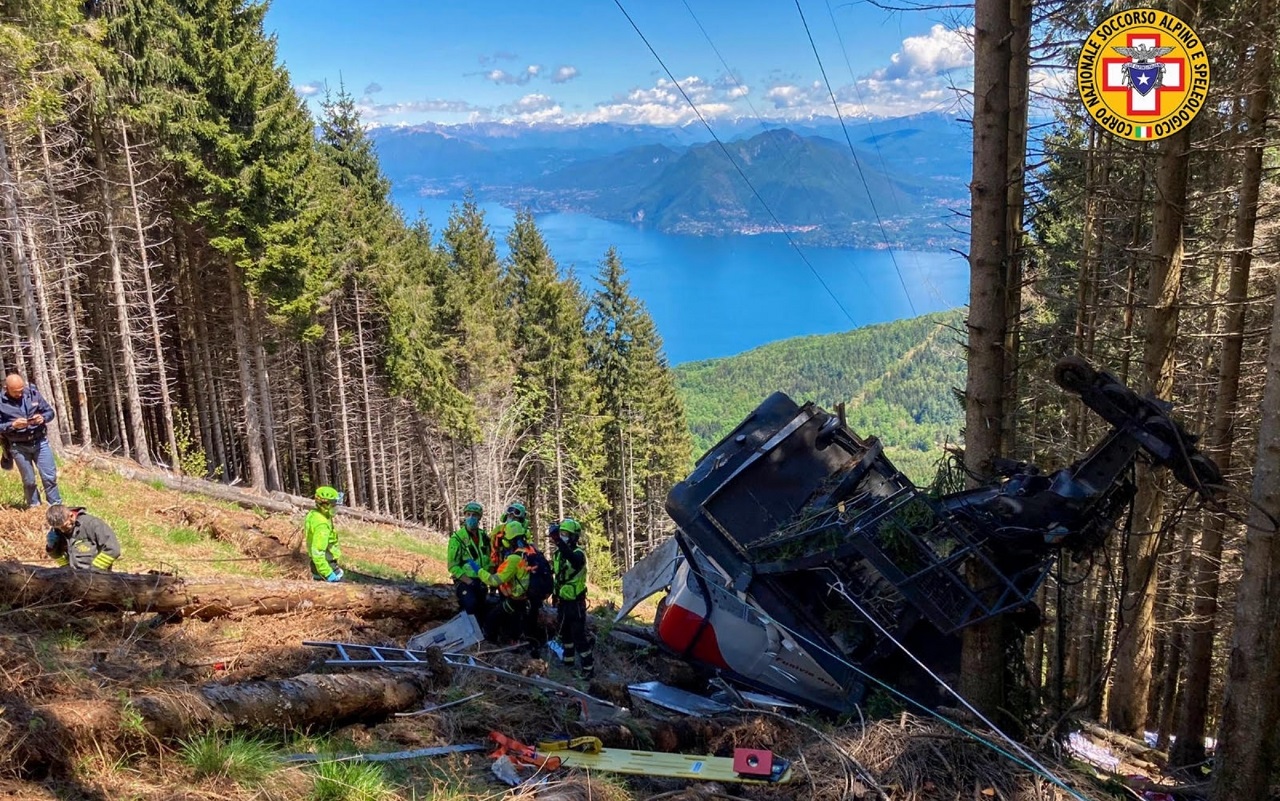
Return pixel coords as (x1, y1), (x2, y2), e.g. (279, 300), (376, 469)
(0, 374), (60, 507)
(46, 505), (121, 571)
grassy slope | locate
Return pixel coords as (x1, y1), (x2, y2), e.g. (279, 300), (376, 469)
(0, 457), (451, 584)
(675, 309), (967, 484)
(0, 456), (640, 801)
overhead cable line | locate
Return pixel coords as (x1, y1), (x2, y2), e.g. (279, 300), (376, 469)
(794, 0), (918, 316)
(823, 0), (949, 309)
(612, 0), (860, 327)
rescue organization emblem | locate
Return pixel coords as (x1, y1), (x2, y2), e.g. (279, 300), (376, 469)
(1076, 9), (1210, 142)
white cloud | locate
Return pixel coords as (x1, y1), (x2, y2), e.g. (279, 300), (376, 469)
(355, 98), (488, 125)
(554, 76), (736, 125)
(551, 65), (580, 83)
(876, 24), (972, 79)
(510, 93), (558, 113)
(479, 65), (542, 85)
(360, 27), (977, 128)
(295, 80), (325, 97)
(764, 83), (820, 109)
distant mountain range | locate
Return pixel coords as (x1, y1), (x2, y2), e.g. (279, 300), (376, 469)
(371, 113), (972, 251)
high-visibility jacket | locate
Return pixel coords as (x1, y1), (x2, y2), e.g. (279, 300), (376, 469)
(492, 547), (535, 600)
(448, 525), (493, 580)
(305, 507), (342, 578)
(45, 508), (120, 571)
(552, 545), (587, 601)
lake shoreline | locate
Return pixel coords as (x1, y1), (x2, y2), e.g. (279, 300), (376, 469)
(395, 191), (971, 365)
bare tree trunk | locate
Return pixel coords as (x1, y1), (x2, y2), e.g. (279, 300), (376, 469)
(1155, 525), (1194, 747)
(1212, 279), (1280, 801)
(246, 297), (280, 490)
(0, 229), (28, 375)
(12, 128), (71, 448)
(329, 305), (357, 503)
(174, 240), (211, 473)
(1000, 0), (1030, 459)
(0, 132), (58, 439)
(38, 125), (92, 446)
(961, 0), (1014, 718)
(18, 670), (439, 764)
(186, 256), (228, 478)
(392, 418), (405, 520)
(94, 295), (128, 456)
(1173, 4), (1272, 765)
(303, 342), (329, 486)
(353, 282), (380, 511)
(225, 259), (266, 491)
(91, 121), (151, 465)
(119, 120), (178, 470)
(1108, 0), (1199, 725)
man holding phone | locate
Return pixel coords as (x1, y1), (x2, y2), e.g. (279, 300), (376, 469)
(0, 373), (61, 507)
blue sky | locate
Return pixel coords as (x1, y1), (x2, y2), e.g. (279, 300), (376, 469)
(264, 0), (985, 127)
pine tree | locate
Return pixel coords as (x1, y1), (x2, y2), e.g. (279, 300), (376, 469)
(588, 247), (691, 570)
(508, 211), (606, 536)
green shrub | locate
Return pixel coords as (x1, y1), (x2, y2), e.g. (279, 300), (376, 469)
(310, 760), (393, 801)
(180, 733), (278, 785)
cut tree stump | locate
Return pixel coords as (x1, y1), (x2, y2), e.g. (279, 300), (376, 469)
(0, 562), (456, 622)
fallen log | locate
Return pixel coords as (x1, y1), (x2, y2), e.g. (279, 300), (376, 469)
(134, 668), (442, 738)
(168, 506), (300, 563)
(0, 561), (456, 622)
(11, 668), (443, 775)
(1078, 720), (1168, 765)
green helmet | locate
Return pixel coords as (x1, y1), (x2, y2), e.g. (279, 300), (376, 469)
(463, 500), (483, 516)
(559, 518), (583, 539)
(502, 519), (529, 546)
(504, 502), (528, 523)
(315, 486), (340, 503)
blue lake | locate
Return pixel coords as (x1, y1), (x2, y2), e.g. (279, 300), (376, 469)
(393, 190), (970, 365)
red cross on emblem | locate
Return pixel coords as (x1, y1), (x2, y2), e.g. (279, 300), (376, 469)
(1101, 33), (1185, 116)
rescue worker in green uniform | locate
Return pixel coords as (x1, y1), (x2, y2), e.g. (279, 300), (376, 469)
(484, 517), (551, 652)
(447, 500), (494, 618)
(550, 518), (594, 678)
(45, 504), (121, 571)
(305, 486), (345, 581)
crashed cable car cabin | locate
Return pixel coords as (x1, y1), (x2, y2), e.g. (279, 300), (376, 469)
(642, 357), (1222, 713)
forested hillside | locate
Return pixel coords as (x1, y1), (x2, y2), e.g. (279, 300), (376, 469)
(0, 0), (691, 574)
(676, 310), (965, 482)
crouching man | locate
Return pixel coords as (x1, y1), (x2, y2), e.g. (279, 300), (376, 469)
(46, 504), (121, 571)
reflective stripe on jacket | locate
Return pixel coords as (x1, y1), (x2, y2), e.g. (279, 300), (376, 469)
(45, 509), (120, 571)
(494, 550), (532, 599)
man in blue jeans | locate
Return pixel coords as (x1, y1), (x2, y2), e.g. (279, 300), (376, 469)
(0, 374), (61, 507)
